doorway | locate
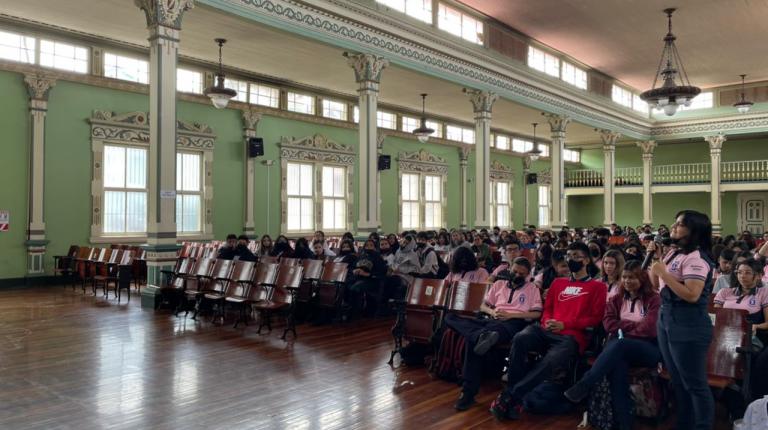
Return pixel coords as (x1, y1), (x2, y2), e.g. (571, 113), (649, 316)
(737, 193), (768, 234)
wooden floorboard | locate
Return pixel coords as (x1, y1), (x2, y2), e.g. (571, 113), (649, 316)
(0, 286), (732, 429)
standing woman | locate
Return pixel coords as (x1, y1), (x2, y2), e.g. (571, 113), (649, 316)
(648, 210), (714, 430)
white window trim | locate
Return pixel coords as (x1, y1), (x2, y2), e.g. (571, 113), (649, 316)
(490, 160), (514, 229)
(88, 110), (216, 243)
(397, 149), (448, 231)
(279, 133), (355, 235)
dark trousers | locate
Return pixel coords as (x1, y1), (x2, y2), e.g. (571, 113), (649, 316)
(753, 347), (768, 398)
(574, 338), (661, 429)
(444, 314), (529, 395)
(657, 306), (713, 430)
(504, 324), (579, 402)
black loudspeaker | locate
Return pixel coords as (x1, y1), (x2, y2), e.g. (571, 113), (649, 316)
(378, 154), (391, 171)
(526, 173), (538, 184)
(247, 137), (264, 157)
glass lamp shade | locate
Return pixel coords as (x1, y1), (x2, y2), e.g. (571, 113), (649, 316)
(203, 73), (237, 110)
(416, 134), (430, 143)
(735, 100), (753, 114)
(208, 93), (232, 109)
(412, 118), (434, 143)
(662, 104), (678, 116)
(528, 154), (540, 162)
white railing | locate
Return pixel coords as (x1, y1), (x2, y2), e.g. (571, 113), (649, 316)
(565, 169), (603, 187)
(615, 167), (642, 186)
(653, 163), (710, 184)
(721, 160), (768, 182)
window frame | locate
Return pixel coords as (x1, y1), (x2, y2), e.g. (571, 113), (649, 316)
(489, 180), (512, 229)
(437, 3), (484, 45)
(0, 29), (36, 65)
(397, 150), (448, 231)
(286, 91), (316, 115)
(39, 38), (89, 74)
(176, 67), (203, 94)
(538, 184), (551, 227)
(101, 143), (148, 236)
(176, 150), (204, 235)
(103, 51), (149, 84)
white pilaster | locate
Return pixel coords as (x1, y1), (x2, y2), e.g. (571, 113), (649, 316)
(523, 156), (531, 226)
(465, 89), (498, 229)
(242, 110), (261, 238)
(459, 147), (470, 229)
(706, 133), (726, 234)
(345, 53), (388, 234)
(637, 140), (657, 225)
(544, 113), (571, 228)
(599, 130), (620, 226)
(23, 74), (55, 275)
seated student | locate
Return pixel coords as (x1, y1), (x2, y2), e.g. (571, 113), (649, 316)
(434, 232), (451, 252)
(313, 230), (336, 257)
(379, 238), (395, 268)
(601, 249), (625, 301)
(270, 235), (293, 258)
(312, 240), (330, 260)
(588, 239), (606, 273)
(346, 239), (388, 317)
(386, 233), (400, 253)
(234, 235), (258, 262)
(448, 257), (542, 411)
(471, 234), (493, 270)
(333, 239), (357, 267)
(293, 237), (314, 260)
(520, 229), (537, 250)
(413, 231), (441, 278)
(534, 250), (569, 295)
(713, 248), (736, 281)
(488, 241), (522, 282)
(489, 241), (607, 421)
(564, 260), (661, 430)
(623, 241), (644, 263)
(217, 234), (238, 260)
(713, 250), (751, 293)
(534, 243), (554, 276)
(713, 258), (768, 325)
(258, 234), (273, 257)
(445, 247), (489, 284)
(392, 235), (420, 276)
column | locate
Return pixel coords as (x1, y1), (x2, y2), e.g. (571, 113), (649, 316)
(599, 130), (620, 226)
(543, 113), (571, 228)
(706, 134), (726, 234)
(523, 156), (531, 226)
(637, 140), (657, 225)
(377, 132), (387, 230)
(242, 110), (261, 239)
(135, 0), (194, 306)
(465, 89), (498, 229)
(23, 74), (55, 275)
(459, 147), (470, 229)
(345, 53), (389, 234)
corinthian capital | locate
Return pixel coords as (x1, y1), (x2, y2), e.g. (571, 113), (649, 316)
(135, 0), (194, 29)
(344, 52), (389, 83)
(24, 74), (56, 101)
(464, 89), (498, 114)
(636, 140), (657, 155)
(542, 113), (571, 134)
(242, 110), (262, 130)
(705, 133), (726, 152)
(597, 129), (621, 150)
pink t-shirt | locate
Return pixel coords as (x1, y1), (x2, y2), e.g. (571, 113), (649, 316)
(605, 280), (621, 302)
(659, 250), (710, 292)
(445, 268), (489, 284)
(491, 263), (510, 278)
(485, 280), (543, 313)
(620, 296), (649, 323)
(714, 286), (768, 314)
(763, 265), (768, 285)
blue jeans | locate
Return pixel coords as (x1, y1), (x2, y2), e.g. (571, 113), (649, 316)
(657, 305), (713, 430)
(573, 338), (661, 429)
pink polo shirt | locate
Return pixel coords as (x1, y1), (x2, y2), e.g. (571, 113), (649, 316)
(620, 296), (649, 323)
(605, 279), (621, 302)
(484, 280), (543, 313)
(714, 286), (768, 314)
(660, 250), (710, 292)
(445, 268), (489, 284)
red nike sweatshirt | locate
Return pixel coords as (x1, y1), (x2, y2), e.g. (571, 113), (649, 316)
(541, 277), (607, 353)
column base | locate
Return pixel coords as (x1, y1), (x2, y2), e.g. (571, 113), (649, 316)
(25, 239), (49, 275)
(243, 226), (256, 240)
(712, 224), (722, 235)
(356, 221), (380, 236)
(473, 220), (490, 230)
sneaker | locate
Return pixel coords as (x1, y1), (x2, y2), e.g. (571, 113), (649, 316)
(489, 392), (520, 420)
(473, 330), (500, 356)
(564, 383), (590, 404)
(454, 391), (476, 411)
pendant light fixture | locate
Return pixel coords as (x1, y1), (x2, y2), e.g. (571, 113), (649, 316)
(526, 122), (542, 161)
(639, 8), (700, 116)
(203, 38), (237, 109)
(733, 74), (754, 114)
(412, 93), (435, 143)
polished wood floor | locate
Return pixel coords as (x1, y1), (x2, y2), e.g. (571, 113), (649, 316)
(0, 285), (732, 429)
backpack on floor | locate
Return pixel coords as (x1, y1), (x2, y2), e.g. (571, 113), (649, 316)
(587, 376), (617, 430)
(629, 369), (669, 420)
(430, 326), (465, 383)
(399, 342), (432, 367)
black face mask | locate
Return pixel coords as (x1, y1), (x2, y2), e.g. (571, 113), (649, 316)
(567, 259), (584, 273)
(512, 276), (526, 287)
(236, 244), (247, 251)
(340, 249), (352, 256)
(416, 242), (426, 249)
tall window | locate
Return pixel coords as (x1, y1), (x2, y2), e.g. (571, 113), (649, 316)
(0, 30), (35, 64)
(287, 92), (315, 115)
(224, 78), (248, 102)
(104, 53), (149, 84)
(538, 185), (550, 226)
(176, 152), (202, 233)
(611, 85), (633, 108)
(528, 46), (559, 77)
(490, 181), (511, 228)
(376, 0), (432, 23)
(446, 125), (474, 144)
(437, 3), (484, 44)
(321, 166), (346, 230)
(377, 111), (397, 129)
(177, 68), (202, 94)
(102, 145), (147, 234)
(496, 135), (511, 150)
(249, 84), (280, 108)
(286, 162), (314, 232)
(512, 138), (533, 153)
(401, 173), (420, 229)
(424, 175), (442, 229)
(401, 116), (419, 133)
(40, 39), (88, 73)
(322, 99), (348, 121)
(564, 148), (580, 163)
(561, 61), (587, 90)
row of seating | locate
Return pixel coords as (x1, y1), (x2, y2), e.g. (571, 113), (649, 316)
(54, 245), (146, 301)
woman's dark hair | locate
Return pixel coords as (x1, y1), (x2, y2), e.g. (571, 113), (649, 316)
(541, 250), (567, 290)
(363, 238), (379, 252)
(437, 232), (450, 246)
(718, 247), (735, 263)
(586, 239), (606, 260)
(730, 258), (764, 293)
(674, 210), (713, 258)
(450, 246), (479, 273)
(619, 259), (655, 298)
(536, 243), (554, 271)
(339, 239), (355, 252)
(293, 238), (313, 259)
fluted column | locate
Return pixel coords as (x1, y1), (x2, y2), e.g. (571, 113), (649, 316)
(459, 147), (470, 229)
(135, 0), (194, 302)
(346, 53), (388, 234)
(242, 110), (261, 238)
(377, 132), (386, 231)
(599, 130), (620, 226)
(706, 134), (726, 234)
(544, 113), (571, 228)
(24, 74), (56, 275)
(465, 89), (498, 229)
(523, 156), (532, 226)
(637, 140), (657, 225)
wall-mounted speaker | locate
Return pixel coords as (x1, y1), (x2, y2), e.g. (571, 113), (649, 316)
(526, 173), (538, 184)
(378, 154), (391, 171)
(247, 137), (264, 157)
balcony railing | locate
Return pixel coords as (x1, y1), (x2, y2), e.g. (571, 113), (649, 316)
(722, 160), (768, 183)
(653, 163), (710, 185)
(616, 167), (642, 186)
(566, 169), (603, 187)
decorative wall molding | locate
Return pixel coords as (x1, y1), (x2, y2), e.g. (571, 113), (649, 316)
(537, 169), (552, 185)
(23, 73), (56, 101)
(88, 110), (216, 150)
(490, 159), (514, 181)
(650, 113), (768, 138)
(135, 0), (195, 29)
(279, 133), (355, 165)
(398, 148), (448, 175)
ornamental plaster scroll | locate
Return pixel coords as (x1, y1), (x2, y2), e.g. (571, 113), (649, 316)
(490, 159), (514, 181)
(88, 110), (215, 150)
(279, 133), (355, 165)
(24, 74), (56, 101)
(537, 169), (552, 185)
(135, 0), (195, 29)
(344, 52), (389, 84)
(398, 148), (448, 175)
(465, 89), (498, 114)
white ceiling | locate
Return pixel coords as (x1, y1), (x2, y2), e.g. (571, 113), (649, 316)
(458, 0), (768, 91)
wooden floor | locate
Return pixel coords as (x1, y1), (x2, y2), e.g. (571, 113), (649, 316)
(0, 286), (732, 430)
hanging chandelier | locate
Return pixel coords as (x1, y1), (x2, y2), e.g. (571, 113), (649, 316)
(639, 8), (700, 116)
(733, 74), (754, 114)
(412, 93), (435, 143)
(526, 122), (542, 161)
(203, 38), (237, 109)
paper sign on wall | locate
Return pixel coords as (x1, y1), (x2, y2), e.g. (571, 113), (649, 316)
(0, 210), (8, 232)
(160, 190), (177, 199)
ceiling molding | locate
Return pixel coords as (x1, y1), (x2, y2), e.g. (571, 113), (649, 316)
(650, 112), (768, 140)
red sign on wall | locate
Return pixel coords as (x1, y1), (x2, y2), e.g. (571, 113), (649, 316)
(0, 210), (8, 232)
